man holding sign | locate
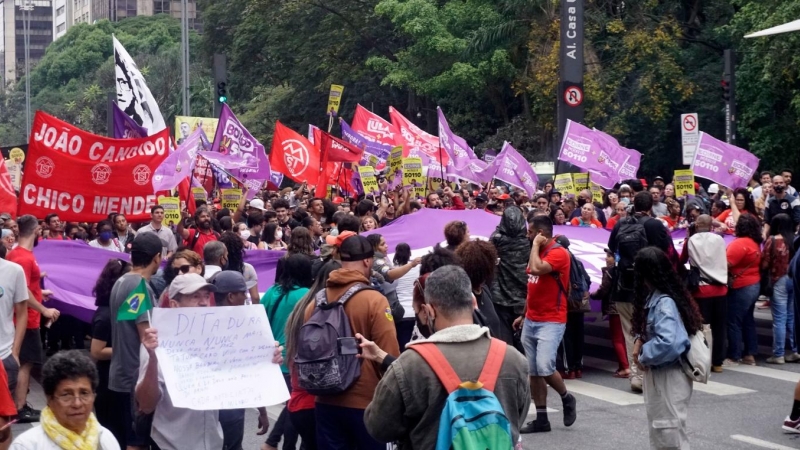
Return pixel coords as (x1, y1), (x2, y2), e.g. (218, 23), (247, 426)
(136, 273), (283, 450)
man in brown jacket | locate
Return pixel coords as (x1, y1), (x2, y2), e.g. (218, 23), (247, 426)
(364, 265), (530, 448)
(304, 232), (400, 450)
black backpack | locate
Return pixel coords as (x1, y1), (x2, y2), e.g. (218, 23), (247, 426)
(547, 243), (591, 312)
(615, 215), (649, 293)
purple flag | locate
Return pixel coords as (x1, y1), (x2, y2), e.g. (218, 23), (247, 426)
(488, 142), (538, 196)
(617, 148), (641, 180)
(152, 127), (207, 191)
(483, 149), (497, 164)
(111, 103), (147, 139)
(588, 130), (630, 189)
(558, 120), (619, 177)
(437, 107), (477, 166)
(270, 170), (284, 188)
(341, 119), (392, 164)
(691, 133), (759, 189)
(210, 104), (270, 196)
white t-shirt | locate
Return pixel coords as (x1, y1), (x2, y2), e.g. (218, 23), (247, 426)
(9, 425), (121, 450)
(89, 239), (124, 252)
(0, 259), (30, 359)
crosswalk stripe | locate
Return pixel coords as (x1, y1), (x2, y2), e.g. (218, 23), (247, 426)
(563, 379), (644, 405)
(730, 434), (797, 450)
(581, 357), (756, 396)
(724, 365), (800, 383)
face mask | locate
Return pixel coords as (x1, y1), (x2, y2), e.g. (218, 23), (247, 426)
(275, 230), (283, 240)
(240, 230), (251, 240)
(415, 312), (435, 338)
(774, 185), (785, 194)
(621, 197), (630, 205)
(578, 198), (588, 207)
(99, 231), (113, 241)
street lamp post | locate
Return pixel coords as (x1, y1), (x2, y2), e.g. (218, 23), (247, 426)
(21, 0), (34, 138)
(181, 0), (190, 116)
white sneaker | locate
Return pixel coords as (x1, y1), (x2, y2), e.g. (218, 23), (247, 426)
(722, 358), (740, 367)
(630, 376), (643, 393)
(785, 353), (800, 363)
(766, 356), (785, 364)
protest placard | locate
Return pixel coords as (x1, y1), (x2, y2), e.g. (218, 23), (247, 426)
(5, 160), (21, 191)
(402, 157), (425, 198)
(673, 169), (695, 196)
(573, 173), (589, 191)
(157, 197), (181, 227)
(357, 165), (379, 195)
(590, 182), (604, 204)
(220, 188), (243, 211)
(554, 173), (575, 196)
(326, 85), (344, 116)
(388, 146), (403, 183)
(152, 305), (290, 410)
(191, 187), (207, 202)
(175, 116), (219, 143)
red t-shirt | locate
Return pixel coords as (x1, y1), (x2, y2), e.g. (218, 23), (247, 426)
(525, 241), (570, 324)
(726, 237), (761, 289)
(7, 247), (42, 329)
(606, 215), (620, 230)
(183, 229), (219, 255)
(0, 364), (16, 417)
(287, 365), (315, 412)
(570, 217), (602, 228)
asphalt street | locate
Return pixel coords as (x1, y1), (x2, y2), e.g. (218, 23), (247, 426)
(11, 308), (800, 450)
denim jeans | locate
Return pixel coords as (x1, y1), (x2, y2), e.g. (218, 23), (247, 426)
(727, 282), (760, 360)
(771, 275), (797, 357)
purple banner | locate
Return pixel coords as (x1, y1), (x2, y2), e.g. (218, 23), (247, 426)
(589, 131), (630, 189)
(341, 120), (392, 165)
(691, 133), (759, 189)
(210, 104), (270, 196)
(483, 149), (497, 164)
(112, 103), (147, 139)
(486, 142), (538, 197)
(558, 120), (623, 178)
(152, 127), (208, 191)
(437, 107), (492, 184)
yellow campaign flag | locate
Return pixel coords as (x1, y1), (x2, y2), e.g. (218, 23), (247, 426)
(357, 165), (380, 196)
(388, 146), (404, 182)
(220, 188), (243, 211)
(175, 116), (219, 143)
(573, 173), (589, 191)
(673, 169), (695, 196)
(590, 183), (604, 204)
(402, 157), (425, 199)
(157, 197), (181, 227)
(554, 173), (575, 196)
(327, 85), (345, 117)
(191, 187), (207, 202)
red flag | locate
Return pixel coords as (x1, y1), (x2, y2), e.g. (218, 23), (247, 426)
(176, 177), (197, 215)
(351, 104), (397, 147)
(389, 106), (449, 166)
(0, 159), (17, 217)
(313, 128), (363, 163)
(269, 121), (320, 186)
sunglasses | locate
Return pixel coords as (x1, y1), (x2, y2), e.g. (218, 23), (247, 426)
(177, 264), (192, 274)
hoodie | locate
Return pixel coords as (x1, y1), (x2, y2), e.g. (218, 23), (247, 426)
(303, 268), (400, 410)
(490, 206), (531, 313)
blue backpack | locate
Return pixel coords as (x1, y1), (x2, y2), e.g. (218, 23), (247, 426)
(412, 339), (514, 450)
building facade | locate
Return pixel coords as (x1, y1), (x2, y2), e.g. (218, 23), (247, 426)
(1, 0), (54, 88)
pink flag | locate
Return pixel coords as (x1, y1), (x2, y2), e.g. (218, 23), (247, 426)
(691, 133), (759, 189)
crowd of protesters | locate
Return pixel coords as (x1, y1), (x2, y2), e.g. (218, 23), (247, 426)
(0, 167), (799, 449)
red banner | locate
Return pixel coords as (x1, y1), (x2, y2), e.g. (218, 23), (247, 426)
(389, 106), (449, 166)
(18, 112), (170, 222)
(313, 128), (363, 163)
(0, 159), (16, 217)
(351, 104), (398, 147)
(269, 121), (320, 186)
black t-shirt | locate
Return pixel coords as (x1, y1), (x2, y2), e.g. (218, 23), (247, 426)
(91, 306), (112, 387)
(379, 217), (396, 227)
(474, 287), (513, 345)
(247, 235), (261, 246)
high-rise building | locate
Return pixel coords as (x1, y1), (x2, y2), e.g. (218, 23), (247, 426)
(1, 0), (54, 89)
(85, 0), (201, 35)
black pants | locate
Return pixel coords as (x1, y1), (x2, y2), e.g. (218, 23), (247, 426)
(315, 403), (383, 450)
(289, 409), (317, 450)
(562, 312), (585, 372)
(267, 373), (298, 449)
(493, 303), (524, 354)
(220, 408), (246, 450)
(697, 295), (727, 367)
(395, 318), (415, 352)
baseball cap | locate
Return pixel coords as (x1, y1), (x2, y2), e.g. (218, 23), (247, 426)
(130, 232), (163, 258)
(326, 230), (357, 246)
(654, 176), (665, 182)
(332, 197), (344, 205)
(168, 273), (217, 299)
(211, 270), (257, 293)
(497, 193), (511, 200)
(554, 234), (571, 249)
(338, 234), (375, 262)
(249, 199), (267, 211)
(476, 193), (489, 203)
(708, 183), (720, 194)
(604, 247), (614, 256)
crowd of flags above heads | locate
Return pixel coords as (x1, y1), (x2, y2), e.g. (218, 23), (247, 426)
(113, 34), (757, 200)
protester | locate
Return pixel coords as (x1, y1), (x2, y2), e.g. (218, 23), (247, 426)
(657, 197), (686, 232)
(180, 206), (220, 255)
(561, 198), (577, 219)
(360, 215), (378, 232)
(260, 254), (313, 450)
(683, 215), (728, 372)
(570, 202), (602, 228)
(366, 234), (419, 321)
(726, 214), (763, 366)
(602, 190), (619, 218)
(261, 223), (288, 250)
(489, 206), (530, 350)
(88, 221), (125, 252)
(7, 215), (60, 423)
(714, 188), (757, 234)
(605, 201), (628, 230)
(554, 235), (590, 379)
(441, 220), (469, 252)
(0, 231), (29, 426)
(273, 198), (300, 243)
(219, 232), (260, 302)
(514, 215), (577, 433)
(632, 247), (703, 450)
(108, 232), (161, 450)
(763, 214), (799, 364)
(364, 265), (530, 448)
(591, 248), (629, 377)
(549, 207), (567, 225)
(201, 241), (227, 281)
(1, 230), (14, 252)
(2, 219), (18, 241)
(88, 258), (130, 445)
(303, 233), (399, 449)
(137, 205), (177, 258)
(10, 351), (121, 450)
(650, 186), (668, 217)
(245, 211), (265, 248)
(781, 169), (797, 196)
(390, 242), (418, 350)
(43, 214), (67, 241)
(274, 227), (316, 285)
(765, 175), (800, 234)
(111, 214), (136, 253)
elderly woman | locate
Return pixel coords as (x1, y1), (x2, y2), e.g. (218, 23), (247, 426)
(1, 229), (13, 251)
(11, 351), (120, 449)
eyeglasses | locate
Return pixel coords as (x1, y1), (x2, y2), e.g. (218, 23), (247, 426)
(177, 264), (192, 274)
(54, 392), (95, 405)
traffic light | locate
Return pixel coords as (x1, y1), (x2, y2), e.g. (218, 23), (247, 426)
(213, 54), (227, 117)
(721, 79), (731, 102)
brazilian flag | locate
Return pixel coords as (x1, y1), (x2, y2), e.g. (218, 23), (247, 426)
(117, 278), (152, 321)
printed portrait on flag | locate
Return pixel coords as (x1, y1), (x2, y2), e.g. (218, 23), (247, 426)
(113, 36), (166, 134)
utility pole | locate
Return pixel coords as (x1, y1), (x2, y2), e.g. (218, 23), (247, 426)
(21, 0), (34, 139)
(556, 0), (584, 174)
(723, 49), (736, 145)
(181, 0), (190, 116)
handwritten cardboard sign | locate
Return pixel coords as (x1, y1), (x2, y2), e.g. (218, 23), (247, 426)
(152, 305), (290, 410)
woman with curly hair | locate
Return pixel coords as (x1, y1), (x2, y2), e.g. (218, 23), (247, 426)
(725, 214), (763, 366)
(455, 240), (511, 344)
(90, 259), (131, 444)
(631, 247), (703, 450)
(714, 187), (758, 234)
